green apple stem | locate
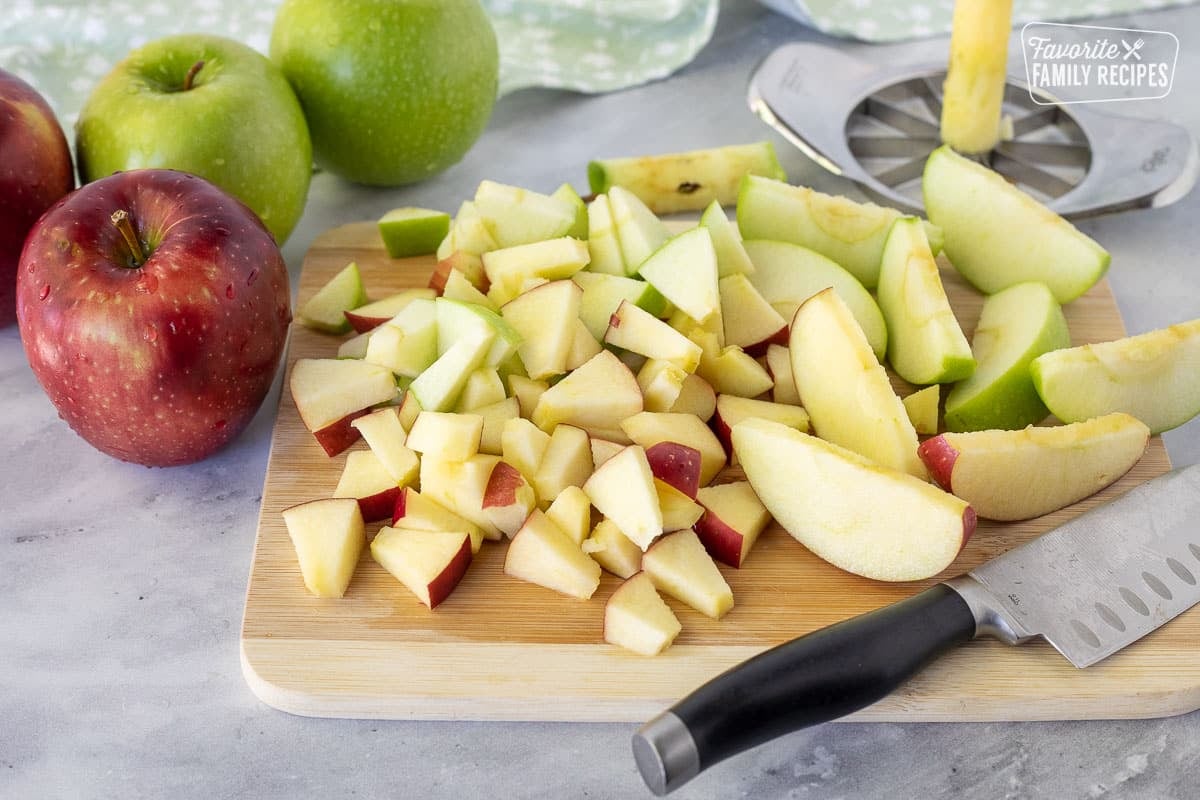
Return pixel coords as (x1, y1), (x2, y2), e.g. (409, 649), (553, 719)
(111, 210), (148, 267)
(182, 60), (205, 91)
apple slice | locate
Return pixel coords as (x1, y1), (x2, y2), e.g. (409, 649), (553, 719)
(397, 391), (421, 432)
(644, 441), (703, 499)
(655, 479), (705, 532)
(297, 261), (366, 334)
(552, 182), (588, 239)
(408, 330), (495, 412)
(605, 571), (682, 656)
(945, 282), (1070, 432)
(700, 200), (755, 277)
(455, 368), (506, 412)
(504, 510), (602, 599)
(621, 411), (726, 487)
(605, 300), (703, 372)
(608, 185), (671, 273)
(565, 319), (603, 372)
(392, 488), (485, 553)
(290, 358), (398, 456)
(590, 437), (626, 471)
(371, 527), (472, 609)
(765, 344), (802, 406)
(475, 397), (520, 456)
(419, 454), (504, 540)
(344, 288), (438, 333)
(790, 289), (926, 479)
(573, 270), (668, 340)
(1031, 318), (1200, 434)
(693, 481), (771, 568)
(734, 418), (973, 581)
(349, 407), (420, 484)
(923, 145), (1110, 302)
(378, 207), (451, 258)
(693, 335), (775, 399)
(333, 449), (402, 522)
(582, 445), (663, 550)
(501, 417), (552, 480)
(442, 268), (496, 310)
(585, 194), (626, 276)
(430, 250), (489, 294)
(532, 350), (643, 434)
(919, 413), (1150, 521)
(532, 424), (593, 508)
(583, 518), (644, 579)
(281, 498), (365, 598)
(362, 297), (439, 378)
(474, 180), (576, 248)
(638, 227), (720, 325)
(642, 529), (734, 619)
(743, 239), (887, 360)
(434, 298), (522, 370)
(483, 237), (590, 305)
(508, 375), (549, 419)
(406, 411), (484, 461)
(501, 279), (582, 380)
(711, 394), (811, 457)
(903, 385), (940, 435)
(481, 461), (538, 537)
(877, 217), (975, 385)
(718, 273), (788, 356)
(437, 201), (497, 262)
(638, 358), (689, 413)
(545, 485), (593, 546)
(669, 373), (717, 421)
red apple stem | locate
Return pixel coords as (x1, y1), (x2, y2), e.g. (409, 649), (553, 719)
(182, 60), (205, 92)
(111, 210), (147, 267)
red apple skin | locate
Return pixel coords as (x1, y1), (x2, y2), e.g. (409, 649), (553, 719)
(392, 486), (414, 525)
(692, 510), (747, 568)
(358, 486), (401, 523)
(916, 435), (960, 492)
(313, 409), (370, 457)
(741, 325), (789, 358)
(961, 506), (977, 548)
(430, 251), (488, 293)
(343, 311), (392, 334)
(426, 536), (473, 609)
(16, 169), (290, 466)
(482, 461), (526, 509)
(0, 70), (74, 326)
(645, 442), (702, 498)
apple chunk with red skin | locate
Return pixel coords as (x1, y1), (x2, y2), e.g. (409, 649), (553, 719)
(290, 358), (398, 456)
(918, 412), (1150, 521)
(333, 449), (403, 523)
(371, 527), (473, 609)
(17, 169), (290, 466)
(733, 418), (974, 582)
(481, 461), (538, 537)
(693, 481), (771, 567)
(644, 442), (703, 499)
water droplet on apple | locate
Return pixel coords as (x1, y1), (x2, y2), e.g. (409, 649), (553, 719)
(143, 325), (158, 343)
(214, 419), (227, 430)
(39, 284), (51, 300)
(246, 269), (259, 286)
(226, 284), (235, 300)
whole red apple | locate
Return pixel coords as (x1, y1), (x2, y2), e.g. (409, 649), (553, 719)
(0, 69), (74, 326)
(16, 169), (291, 466)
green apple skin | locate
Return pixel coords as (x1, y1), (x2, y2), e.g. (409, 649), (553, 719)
(945, 282), (1069, 432)
(271, 0), (498, 186)
(75, 35), (311, 244)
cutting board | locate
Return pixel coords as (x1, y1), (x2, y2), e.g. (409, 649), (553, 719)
(241, 221), (1195, 723)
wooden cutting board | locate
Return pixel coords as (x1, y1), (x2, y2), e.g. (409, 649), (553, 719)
(241, 221), (1195, 722)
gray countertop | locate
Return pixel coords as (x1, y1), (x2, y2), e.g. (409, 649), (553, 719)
(4, 2), (1199, 798)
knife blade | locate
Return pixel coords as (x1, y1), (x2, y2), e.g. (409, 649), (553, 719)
(633, 464), (1200, 795)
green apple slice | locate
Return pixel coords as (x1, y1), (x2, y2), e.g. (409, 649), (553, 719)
(572, 270), (667, 341)
(742, 239), (887, 360)
(699, 200), (755, 277)
(408, 330), (495, 412)
(363, 298), (438, 378)
(552, 183), (588, 239)
(585, 194), (626, 276)
(944, 282), (1069, 432)
(877, 217), (975, 385)
(1030, 318), (1200, 434)
(474, 180), (576, 248)
(297, 261), (367, 334)
(638, 227), (720, 325)
(902, 385), (940, 435)
(434, 298), (522, 370)
(608, 186), (670, 274)
(923, 145), (1110, 302)
(378, 207), (451, 258)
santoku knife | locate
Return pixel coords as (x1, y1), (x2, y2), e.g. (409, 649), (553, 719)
(633, 464), (1200, 795)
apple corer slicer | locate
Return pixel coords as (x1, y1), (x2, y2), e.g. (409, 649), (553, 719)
(747, 43), (1198, 219)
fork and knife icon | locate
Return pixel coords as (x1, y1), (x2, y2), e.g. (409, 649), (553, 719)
(1122, 38), (1146, 60)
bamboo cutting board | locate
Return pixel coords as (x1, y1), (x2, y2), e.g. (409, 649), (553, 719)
(241, 221), (1195, 723)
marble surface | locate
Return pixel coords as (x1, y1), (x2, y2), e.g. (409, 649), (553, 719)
(4, 2), (1200, 798)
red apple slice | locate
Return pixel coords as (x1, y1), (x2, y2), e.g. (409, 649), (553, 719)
(765, 344), (801, 406)
(290, 358), (397, 456)
(693, 481), (771, 567)
(621, 411), (726, 487)
(644, 442), (703, 499)
(344, 287), (438, 333)
(590, 437), (626, 470)
(349, 407), (419, 484)
(333, 450), (402, 523)
(718, 272), (788, 356)
(481, 461), (538, 537)
(419, 454), (504, 540)
(711, 394), (810, 456)
(392, 487), (485, 553)
(371, 527), (473, 609)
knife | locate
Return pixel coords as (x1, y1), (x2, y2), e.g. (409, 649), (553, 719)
(633, 464), (1200, 795)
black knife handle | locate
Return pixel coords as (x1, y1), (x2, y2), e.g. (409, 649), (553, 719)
(633, 583), (977, 795)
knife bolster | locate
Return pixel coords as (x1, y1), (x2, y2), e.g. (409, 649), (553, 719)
(943, 576), (1033, 645)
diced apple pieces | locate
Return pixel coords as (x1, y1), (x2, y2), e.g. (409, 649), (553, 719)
(919, 413), (1151, 521)
(474, 397), (520, 455)
(582, 445), (663, 550)
(455, 368), (506, 412)
(481, 461), (538, 537)
(553, 182), (588, 239)
(378, 207), (450, 258)
(574, 270), (668, 340)
(392, 488), (485, 553)
(430, 250), (489, 294)
(371, 527), (473, 609)
(501, 417), (552, 480)
(532, 424), (593, 508)
(586, 194), (626, 276)
(337, 329), (373, 360)
(638, 358), (689, 413)
(765, 344), (802, 406)
(532, 350), (644, 434)
(644, 441), (703, 499)
(669, 373), (717, 421)
(903, 386), (941, 435)
(1030, 318), (1200, 434)
(609, 185), (671, 273)
(508, 375), (549, 419)
(350, 407), (420, 484)
(583, 518), (643, 579)
(474, 180), (577, 249)
(437, 201), (497, 263)
(734, 418), (973, 582)
(281, 498), (366, 598)
(719, 273), (787, 356)
(642, 529), (734, 619)
(363, 299), (440, 378)
(605, 572), (682, 656)
(622, 412), (726, 487)
(344, 288), (438, 333)
(501, 279), (582, 379)
(504, 510), (602, 599)
(419, 454), (504, 540)
(406, 411), (483, 461)
(694, 335), (774, 399)
(484, 237), (590, 306)
(700, 199), (755, 277)
(590, 438), (626, 471)
(711, 395), (810, 456)
(408, 330), (495, 412)
(565, 319), (603, 372)
(333, 450), (402, 522)
(655, 479), (705, 532)
(605, 300), (703, 373)
(298, 261), (366, 334)
(694, 481), (771, 567)
(290, 358), (398, 456)
(638, 227), (721, 325)
(442, 267), (496, 309)
(545, 485), (593, 546)
(789, 288), (926, 479)
(397, 391), (421, 432)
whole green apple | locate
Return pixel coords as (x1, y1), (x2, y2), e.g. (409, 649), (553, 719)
(75, 34), (312, 243)
(271, 0), (498, 186)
